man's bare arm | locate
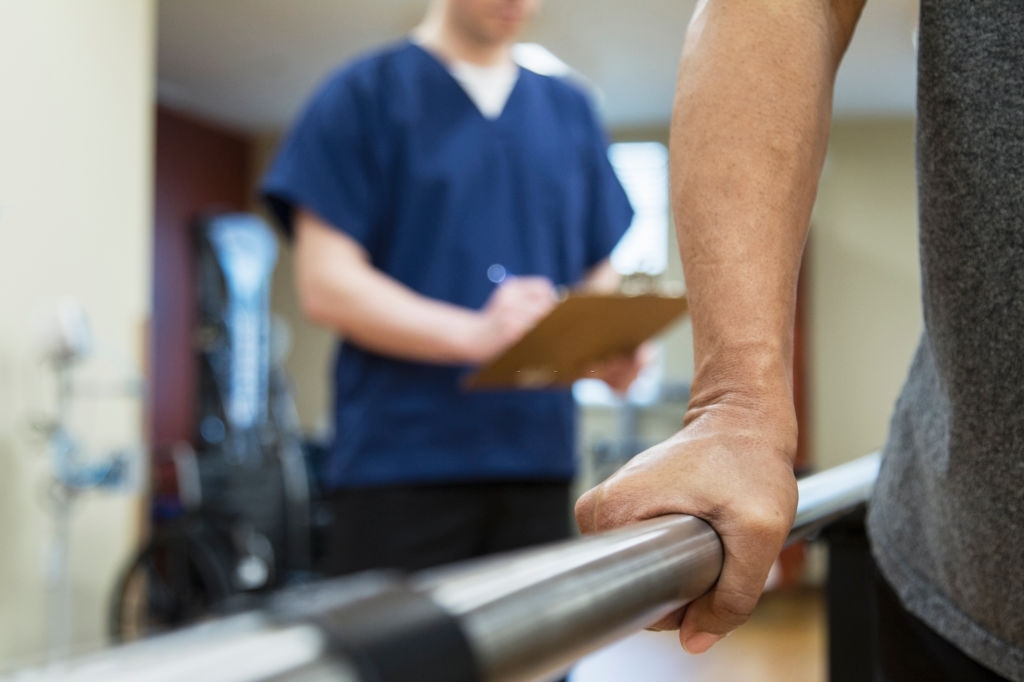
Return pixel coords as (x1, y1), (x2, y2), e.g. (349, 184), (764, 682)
(576, 0), (865, 654)
(673, 0), (862, 402)
(294, 209), (556, 364)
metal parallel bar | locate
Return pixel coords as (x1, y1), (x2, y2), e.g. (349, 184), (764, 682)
(788, 452), (880, 545)
(419, 451), (881, 681)
(5, 614), (358, 682)
(9, 453), (881, 682)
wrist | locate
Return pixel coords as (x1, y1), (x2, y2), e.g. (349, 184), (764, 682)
(685, 349), (798, 461)
(691, 342), (793, 402)
(450, 312), (492, 365)
(681, 397), (799, 469)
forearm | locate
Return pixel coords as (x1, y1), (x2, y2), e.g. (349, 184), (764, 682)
(304, 263), (483, 364)
(295, 212), (483, 364)
(673, 0), (863, 412)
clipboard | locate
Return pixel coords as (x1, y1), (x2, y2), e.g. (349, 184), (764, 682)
(464, 292), (688, 390)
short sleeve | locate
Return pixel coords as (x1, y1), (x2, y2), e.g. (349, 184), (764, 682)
(579, 98), (634, 268)
(260, 68), (385, 246)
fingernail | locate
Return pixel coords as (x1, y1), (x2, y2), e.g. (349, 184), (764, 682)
(682, 632), (723, 655)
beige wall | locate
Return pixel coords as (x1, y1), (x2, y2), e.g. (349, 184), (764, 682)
(809, 119), (921, 469)
(0, 0), (155, 665)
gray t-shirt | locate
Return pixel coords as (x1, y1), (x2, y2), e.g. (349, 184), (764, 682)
(866, 1), (1024, 679)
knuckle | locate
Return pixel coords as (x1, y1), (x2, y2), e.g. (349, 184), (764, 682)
(574, 490), (595, 527)
(741, 502), (791, 538)
(711, 590), (758, 627)
(590, 478), (651, 531)
(575, 482), (629, 533)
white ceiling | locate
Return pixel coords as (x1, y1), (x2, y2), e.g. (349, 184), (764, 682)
(157, 0), (920, 134)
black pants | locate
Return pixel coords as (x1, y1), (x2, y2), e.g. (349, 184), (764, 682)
(827, 511), (1011, 682)
(324, 480), (572, 575)
(871, 561), (1011, 682)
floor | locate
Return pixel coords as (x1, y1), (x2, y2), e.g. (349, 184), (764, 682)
(571, 588), (825, 682)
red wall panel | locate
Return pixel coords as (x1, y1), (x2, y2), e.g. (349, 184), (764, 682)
(150, 107), (252, 448)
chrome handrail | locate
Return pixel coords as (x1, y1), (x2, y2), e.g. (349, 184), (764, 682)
(10, 452), (881, 682)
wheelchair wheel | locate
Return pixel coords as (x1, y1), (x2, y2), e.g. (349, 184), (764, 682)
(110, 521), (235, 642)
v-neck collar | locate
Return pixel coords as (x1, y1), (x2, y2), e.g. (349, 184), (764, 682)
(406, 39), (525, 123)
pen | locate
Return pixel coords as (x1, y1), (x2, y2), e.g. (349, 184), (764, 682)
(488, 264), (569, 299)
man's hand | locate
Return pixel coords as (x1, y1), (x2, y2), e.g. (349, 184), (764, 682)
(577, 0), (863, 656)
(574, 392), (798, 654)
(468, 277), (559, 363)
(295, 210), (560, 365)
(586, 342), (656, 394)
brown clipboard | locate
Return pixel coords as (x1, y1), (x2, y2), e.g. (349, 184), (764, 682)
(464, 292), (688, 390)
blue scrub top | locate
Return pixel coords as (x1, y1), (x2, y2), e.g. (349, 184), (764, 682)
(262, 41), (633, 489)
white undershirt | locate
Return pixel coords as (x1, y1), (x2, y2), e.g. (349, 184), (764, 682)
(447, 58), (520, 120)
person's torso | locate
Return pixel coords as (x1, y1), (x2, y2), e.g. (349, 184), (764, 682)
(869, 2), (1024, 677)
(326, 43), (606, 487)
(357, 42), (601, 307)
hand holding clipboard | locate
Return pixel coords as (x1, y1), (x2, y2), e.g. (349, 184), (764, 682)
(464, 292), (688, 390)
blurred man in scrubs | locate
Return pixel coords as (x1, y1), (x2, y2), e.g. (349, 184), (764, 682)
(262, 0), (639, 575)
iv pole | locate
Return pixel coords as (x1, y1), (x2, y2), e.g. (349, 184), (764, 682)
(34, 301), (136, 661)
